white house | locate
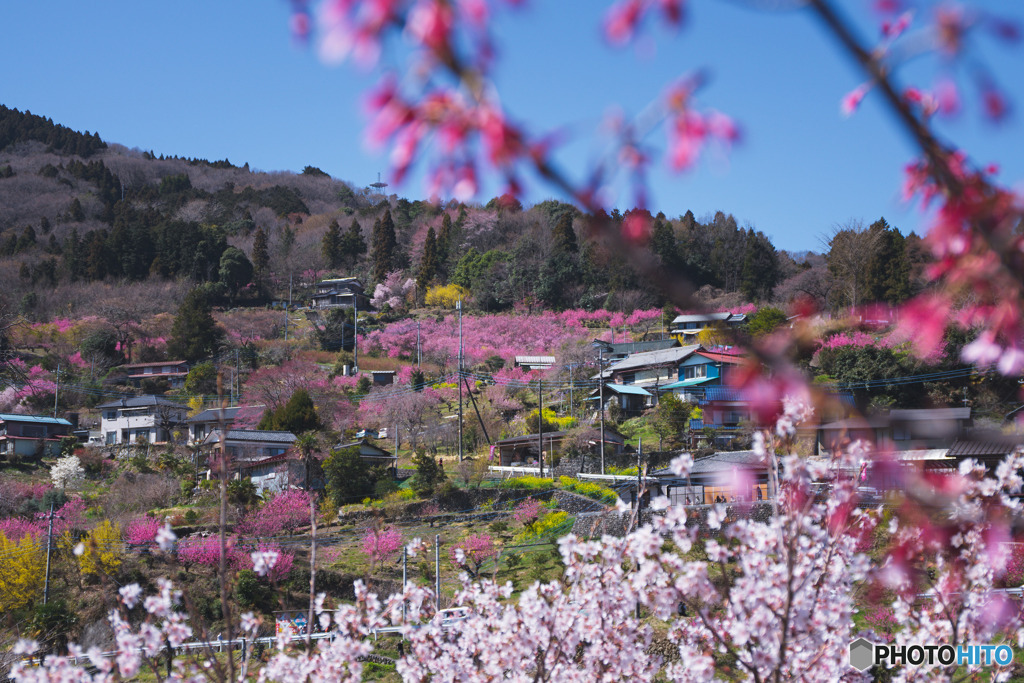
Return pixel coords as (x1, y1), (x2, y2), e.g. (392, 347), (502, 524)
(97, 396), (190, 445)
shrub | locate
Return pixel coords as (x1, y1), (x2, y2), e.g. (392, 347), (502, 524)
(235, 569), (272, 610)
(0, 532), (45, 610)
(513, 511), (571, 544)
(78, 520), (123, 577)
(557, 476), (618, 504)
(125, 516), (162, 546)
(497, 476), (554, 491)
(0, 517), (44, 541)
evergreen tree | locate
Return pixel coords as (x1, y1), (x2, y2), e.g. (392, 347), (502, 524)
(322, 219), (343, 269)
(650, 218), (680, 271)
(740, 230), (780, 301)
(551, 213), (578, 254)
(67, 197), (83, 222)
(864, 217), (911, 305)
(411, 447), (445, 497)
(340, 218), (367, 270)
(322, 445), (374, 506)
(219, 247), (254, 302)
(417, 226), (438, 295)
(251, 227), (270, 279)
(167, 288), (223, 362)
(370, 209), (398, 283)
(436, 213), (452, 277)
(257, 388), (322, 433)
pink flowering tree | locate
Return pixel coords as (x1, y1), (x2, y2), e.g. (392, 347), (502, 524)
(361, 524), (403, 574)
(125, 516), (163, 546)
(237, 490), (313, 537)
(449, 533), (499, 578)
(371, 271), (416, 312)
(512, 497), (543, 530)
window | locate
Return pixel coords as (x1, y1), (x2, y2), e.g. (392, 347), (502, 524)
(683, 364), (707, 380)
(105, 432), (116, 445)
(104, 411), (117, 420)
(621, 372), (636, 384)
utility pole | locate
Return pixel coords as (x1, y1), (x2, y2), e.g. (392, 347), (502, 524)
(53, 362), (60, 418)
(457, 300), (463, 463)
(353, 298), (359, 372)
(599, 346), (606, 474)
(417, 321), (421, 368)
(537, 379), (543, 478)
(636, 436), (643, 512)
(434, 534), (441, 610)
(402, 546), (408, 623)
(43, 501), (59, 605)
(284, 274), (293, 341)
(235, 350), (240, 405)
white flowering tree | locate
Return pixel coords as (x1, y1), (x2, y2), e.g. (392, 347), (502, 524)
(50, 455), (84, 490)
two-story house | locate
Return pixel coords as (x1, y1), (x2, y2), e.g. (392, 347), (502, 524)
(97, 396), (190, 445)
(600, 344), (702, 392)
(0, 414), (74, 459)
(311, 278), (370, 310)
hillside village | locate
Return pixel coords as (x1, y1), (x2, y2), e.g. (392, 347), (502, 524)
(2, 105), (1024, 679)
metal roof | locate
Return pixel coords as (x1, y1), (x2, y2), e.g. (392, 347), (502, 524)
(186, 406), (244, 423)
(0, 413), (73, 426)
(651, 450), (768, 476)
(947, 435), (1024, 459)
(602, 344), (702, 375)
(662, 377), (714, 390)
(96, 395), (190, 410)
(602, 384), (653, 396)
(203, 429), (298, 444)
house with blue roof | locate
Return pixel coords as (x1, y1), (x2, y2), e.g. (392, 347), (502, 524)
(0, 413), (74, 460)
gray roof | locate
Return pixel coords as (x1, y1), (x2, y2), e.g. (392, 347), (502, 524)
(607, 340), (678, 356)
(947, 435), (1024, 460)
(204, 429), (297, 445)
(602, 344), (702, 375)
(334, 440), (394, 458)
(96, 395), (189, 410)
(652, 450), (768, 477)
(186, 406), (244, 423)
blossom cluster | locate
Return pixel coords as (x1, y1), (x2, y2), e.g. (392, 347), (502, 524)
(236, 489), (314, 538)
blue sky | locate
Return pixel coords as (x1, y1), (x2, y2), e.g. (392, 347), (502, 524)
(2, 1), (1021, 251)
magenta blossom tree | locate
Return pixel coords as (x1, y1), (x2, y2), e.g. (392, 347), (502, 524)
(449, 533), (499, 578)
(361, 524), (403, 574)
(237, 490), (313, 538)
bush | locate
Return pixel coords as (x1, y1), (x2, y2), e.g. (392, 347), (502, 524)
(497, 476), (554, 491)
(513, 511), (571, 543)
(235, 569), (273, 610)
(557, 476), (618, 504)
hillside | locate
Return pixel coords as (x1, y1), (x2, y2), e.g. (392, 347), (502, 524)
(0, 104), (815, 323)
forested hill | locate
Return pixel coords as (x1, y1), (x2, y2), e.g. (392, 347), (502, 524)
(0, 104), (926, 321)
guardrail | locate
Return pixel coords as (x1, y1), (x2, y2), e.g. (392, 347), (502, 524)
(27, 626), (410, 669)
